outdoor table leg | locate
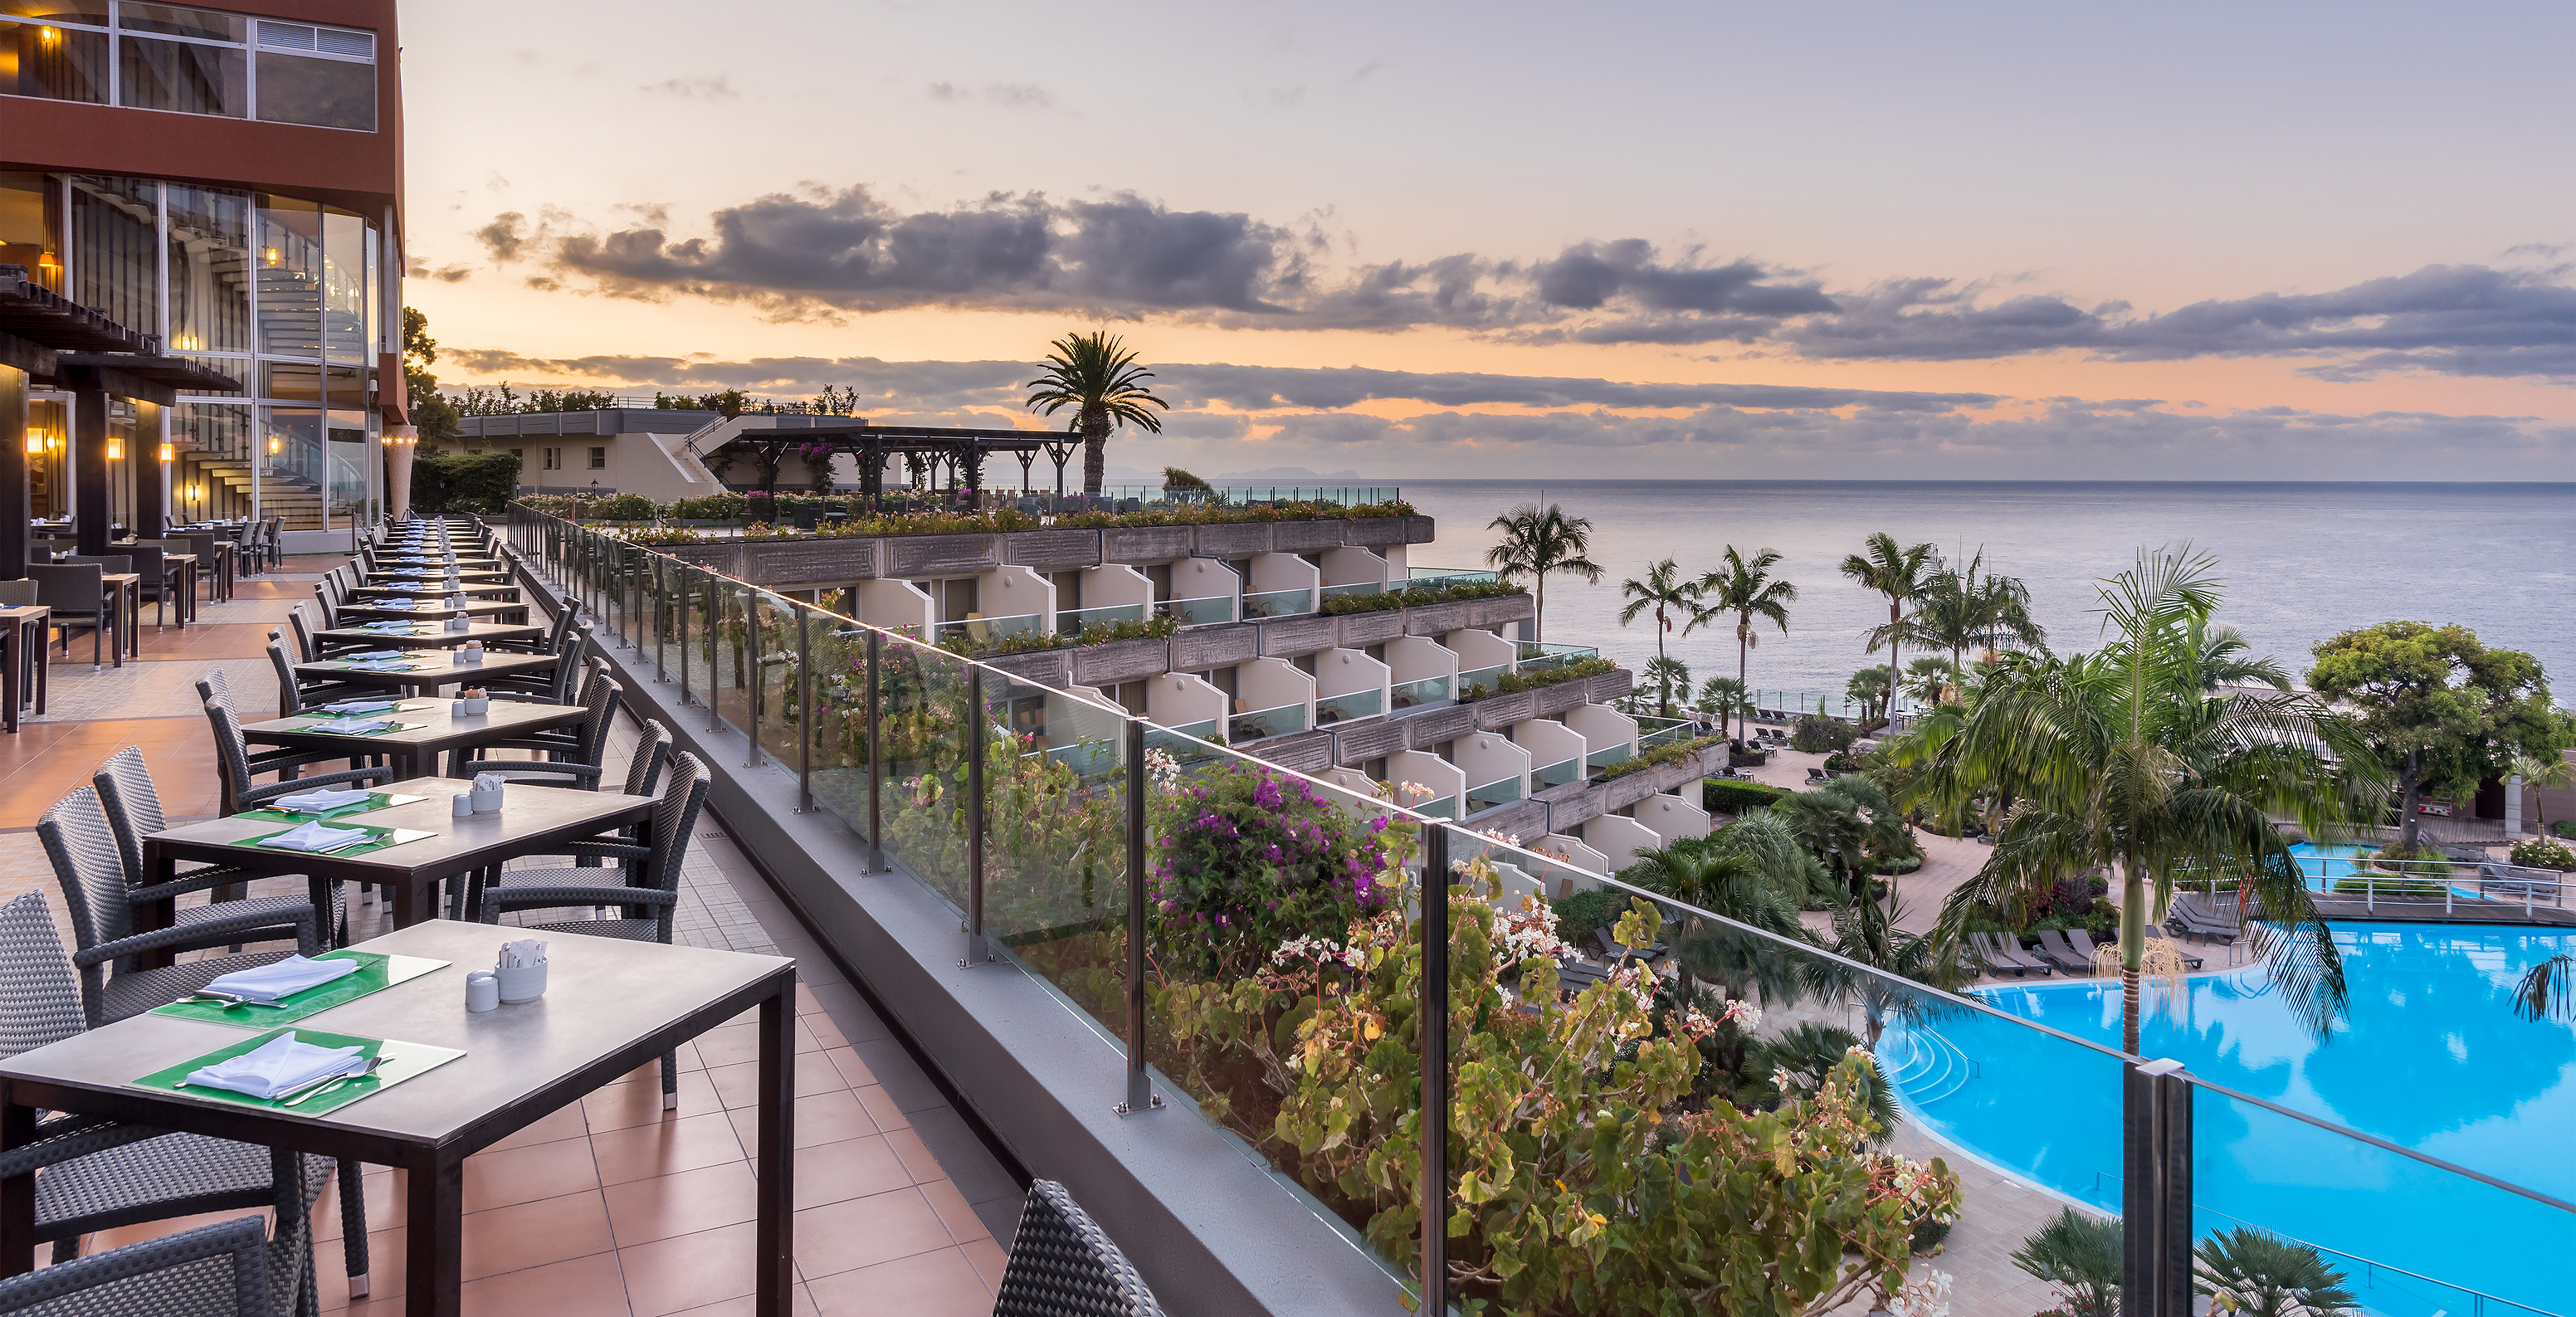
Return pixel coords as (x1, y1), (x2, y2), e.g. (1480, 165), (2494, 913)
(756, 973), (798, 1315)
(1, 622), (17, 734)
(405, 1148), (465, 1317)
(0, 1091), (33, 1278)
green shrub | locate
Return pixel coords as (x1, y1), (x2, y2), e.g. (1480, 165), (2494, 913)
(1549, 885), (1630, 950)
(2511, 838), (2576, 871)
(1599, 734), (1727, 780)
(1789, 715), (1857, 754)
(412, 450), (520, 514)
(1703, 778), (1790, 816)
(935, 612), (1179, 658)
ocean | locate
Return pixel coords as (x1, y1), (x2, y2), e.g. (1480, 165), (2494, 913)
(1392, 481), (2576, 708)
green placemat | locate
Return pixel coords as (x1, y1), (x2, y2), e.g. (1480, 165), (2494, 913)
(276, 718), (428, 738)
(147, 951), (451, 1027)
(128, 1027), (465, 1116)
(237, 790), (431, 824)
(230, 823), (437, 860)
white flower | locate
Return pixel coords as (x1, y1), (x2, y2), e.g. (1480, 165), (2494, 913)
(1884, 1268), (1952, 1317)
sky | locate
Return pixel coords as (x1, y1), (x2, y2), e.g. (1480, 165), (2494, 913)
(397, 1), (2576, 480)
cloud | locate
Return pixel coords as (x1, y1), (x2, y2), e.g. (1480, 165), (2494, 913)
(642, 75), (737, 99)
(476, 212), (529, 262)
(926, 81), (1056, 109)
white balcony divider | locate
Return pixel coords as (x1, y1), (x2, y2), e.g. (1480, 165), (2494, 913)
(1314, 647), (1389, 726)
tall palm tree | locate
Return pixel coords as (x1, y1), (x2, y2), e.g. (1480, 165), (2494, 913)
(1842, 534), (1938, 727)
(1900, 657), (1952, 710)
(1641, 656), (1693, 720)
(1022, 331), (1168, 496)
(2511, 750), (2576, 837)
(1617, 559), (1700, 705)
(1886, 548), (2048, 694)
(1483, 502), (1602, 645)
(1694, 676), (1749, 730)
(1627, 840), (1807, 1009)
(1687, 546), (1797, 741)
(1892, 548), (2384, 1052)
(1846, 666), (1893, 723)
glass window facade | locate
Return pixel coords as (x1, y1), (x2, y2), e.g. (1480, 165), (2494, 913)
(33, 171), (391, 537)
(1, 2), (372, 129)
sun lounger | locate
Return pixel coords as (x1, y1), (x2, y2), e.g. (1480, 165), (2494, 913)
(2066, 929), (2104, 967)
(1594, 927), (1667, 965)
(2144, 931), (2205, 971)
(1974, 932), (2052, 978)
(2032, 929), (2091, 974)
(2166, 893), (2237, 943)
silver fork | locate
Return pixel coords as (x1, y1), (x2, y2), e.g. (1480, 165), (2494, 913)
(284, 1056), (388, 1107)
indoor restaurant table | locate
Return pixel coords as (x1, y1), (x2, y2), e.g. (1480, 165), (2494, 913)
(0, 919), (796, 1317)
(142, 783), (655, 931)
(240, 698), (588, 782)
(315, 620), (549, 651)
(294, 649), (565, 698)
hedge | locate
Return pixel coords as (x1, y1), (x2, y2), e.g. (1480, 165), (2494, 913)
(1703, 778), (1792, 815)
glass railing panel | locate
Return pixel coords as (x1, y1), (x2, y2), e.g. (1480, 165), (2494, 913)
(1227, 701), (1307, 744)
(1388, 675), (1450, 711)
(1404, 568), (1500, 592)
(1456, 664), (1507, 698)
(1414, 794), (1456, 819)
(1463, 775), (1522, 812)
(1637, 718), (1694, 750)
(804, 622), (869, 831)
(876, 633), (975, 908)
(929, 612), (1045, 649)
(753, 593), (803, 773)
(1059, 602), (1145, 637)
(1314, 688), (1382, 724)
(1143, 719), (1222, 765)
(2187, 1082), (2573, 1317)
(1320, 581), (1382, 601)
(1530, 756), (1580, 788)
(1240, 587), (1315, 620)
(1512, 641), (1598, 671)
(1161, 594), (1236, 627)
(1585, 743), (1632, 772)
(983, 675), (1131, 1042)
(710, 583), (754, 738)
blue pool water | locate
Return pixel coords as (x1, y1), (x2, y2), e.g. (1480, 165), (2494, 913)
(1886, 924), (2576, 1315)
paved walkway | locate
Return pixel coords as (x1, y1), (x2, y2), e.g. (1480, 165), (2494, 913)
(6, 554), (1014, 1315)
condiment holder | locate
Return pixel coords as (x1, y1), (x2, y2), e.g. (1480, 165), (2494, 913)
(465, 970), (500, 1012)
(495, 939), (547, 1004)
(468, 773), (505, 814)
(459, 640), (485, 664)
(444, 613), (472, 633)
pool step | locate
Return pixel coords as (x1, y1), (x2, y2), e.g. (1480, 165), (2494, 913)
(1881, 1026), (1976, 1105)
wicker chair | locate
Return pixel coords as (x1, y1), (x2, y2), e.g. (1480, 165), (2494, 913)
(481, 627), (589, 705)
(0, 892), (359, 1302)
(447, 671), (622, 788)
(487, 602), (579, 656)
(264, 639), (373, 717)
(90, 746), (313, 947)
(0, 1215), (276, 1316)
(990, 1179), (1166, 1317)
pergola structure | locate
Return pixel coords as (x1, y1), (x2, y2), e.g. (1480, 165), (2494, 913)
(709, 421), (1085, 505)
(0, 266), (242, 563)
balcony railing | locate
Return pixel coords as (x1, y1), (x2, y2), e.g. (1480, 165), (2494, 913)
(1514, 641), (1598, 674)
(1586, 743), (1633, 773)
(1389, 674), (1451, 710)
(1464, 775), (1524, 812)
(1315, 688), (1383, 724)
(1457, 663), (1508, 695)
(1059, 602), (1147, 637)
(1413, 793), (1457, 819)
(928, 612), (1044, 646)
(1227, 701), (1309, 744)
(1405, 567), (1502, 593)
(1530, 755), (1583, 788)
(1159, 594), (1237, 627)
(1636, 715), (1696, 750)
(1145, 719), (1222, 762)
(1320, 581), (1383, 602)
(1240, 587), (1316, 620)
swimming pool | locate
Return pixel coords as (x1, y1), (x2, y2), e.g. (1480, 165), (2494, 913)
(1886, 923), (2576, 1315)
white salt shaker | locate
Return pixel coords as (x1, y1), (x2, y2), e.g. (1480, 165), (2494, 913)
(465, 971), (500, 1012)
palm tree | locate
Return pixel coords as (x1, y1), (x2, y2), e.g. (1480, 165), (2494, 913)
(1694, 676), (1750, 731)
(1900, 657), (1951, 710)
(1626, 839), (1806, 1009)
(1846, 665), (1892, 723)
(2511, 749), (2575, 836)
(1483, 502), (1602, 645)
(2193, 1227), (2359, 1317)
(1842, 534), (1938, 726)
(2009, 1210), (2122, 1317)
(1618, 559), (1700, 706)
(1641, 655), (1692, 720)
(1688, 546), (1798, 741)
(1891, 548), (2046, 692)
(1892, 548), (2384, 1052)
(1022, 331), (1168, 496)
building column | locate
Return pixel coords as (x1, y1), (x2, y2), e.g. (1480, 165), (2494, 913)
(133, 402), (168, 537)
(70, 375), (110, 555)
(0, 352), (26, 579)
(384, 426), (417, 519)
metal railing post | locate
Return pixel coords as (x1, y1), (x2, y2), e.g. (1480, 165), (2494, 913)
(1118, 717), (1159, 1115)
(677, 568), (694, 706)
(961, 664), (988, 966)
(706, 578), (723, 733)
(2123, 1059), (2193, 1317)
(795, 607), (813, 813)
(866, 629), (883, 873)
(1419, 822), (1450, 1316)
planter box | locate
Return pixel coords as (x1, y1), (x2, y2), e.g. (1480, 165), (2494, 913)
(1588, 670), (1635, 704)
(1534, 681), (1588, 717)
(1329, 716), (1408, 767)
(983, 648), (1071, 688)
(1403, 705), (1477, 751)
(1471, 690), (1535, 731)
(1341, 516), (1408, 549)
(1270, 519), (1347, 554)
(745, 538), (879, 587)
(1191, 523), (1271, 559)
(1259, 615), (1339, 658)
(1071, 636), (1173, 687)
(1403, 601), (1472, 636)
(1648, 759), (1699, 793)
(1603, 773), (1659, 811)
(998, 529), (1103, 571)
(1331, 609), (1405, 648)
(1102, 526), (1196, 563)
(1466, 798), (1548, 844)
(1254, 729), (1334, 773)
(1402, 515), (1437, 544)
(1173, 623), (1260, 671)
(1537, 781), (1604, 830)
(662, 543), (744, 577)
(884, 533), (999, 578)
(1464, 593), (1535, 629)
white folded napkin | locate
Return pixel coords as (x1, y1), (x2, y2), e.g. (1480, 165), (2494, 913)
(272, 788), (376, 812)
(258, 821), (373, 853)
(500, 938), (547, 968)
(320, 700), (396, 714)
(340, 649), (406, 661)
(303, 717), (393, 734)
(184, 1032), (366, 1099)
(380, 598), (415, 607)
(202, 954), (365, 1005)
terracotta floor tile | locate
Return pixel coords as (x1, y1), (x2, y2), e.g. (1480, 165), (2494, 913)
(693, 1022), (761, 1068)
(721, 1087), (876, 1154)
(315, 1166), (402, 1242)
(803, 1015), (846, 1050)
(793, 983), (823, 1015)
(704, 1056), (842, 1110)
(793, 1186), (956, 1280)
(458, 1250), (631, 1317)
(617, 1220), (759, 1317)
(614, 1041), (705, 1081)
(881, 1126), (944, 1185)
(583, 1069), (724, 1132)
(959, 1236), (1010, 1292)
(851, 1085), (910, 1134)
(315, 1228), (405, 1313)
(588, 1110), (746, 1187)
(666, 1290), (821, 1317)
(807, 1246), (990, 1317)
(463, 1136), (602, 1213)
(916, 1177), (989, 1243)
(485, 1100), (591, 1153)
(460, 1190), (615, 1282)
(819, 1047), (879, 1090)
(792, 1135), (912, 1211)
(603, 1160), (759, 1246)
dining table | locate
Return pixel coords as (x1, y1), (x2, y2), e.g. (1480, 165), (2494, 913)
(240, 698), (590, 782)
(350, 581), (520, 602)
(100, 571), (140, 663)
(330, 598), (531, 626)
(294, 649), (566, 698)
(0, 604), (46, 733)
(0, 919), (796, 1317)
(314, 620), (549, 652)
